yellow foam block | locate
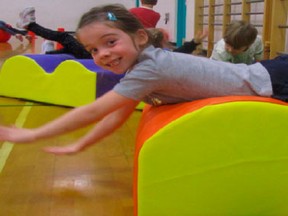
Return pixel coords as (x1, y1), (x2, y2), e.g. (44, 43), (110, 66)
(0, 55), (96, 107)
(135, 96), (288, 216)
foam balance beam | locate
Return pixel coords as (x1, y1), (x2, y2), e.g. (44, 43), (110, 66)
(0, 54), (123, 107)
(134, 96), (288, 216)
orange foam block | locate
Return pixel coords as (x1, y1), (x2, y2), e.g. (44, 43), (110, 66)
(134, 96), (288, 216)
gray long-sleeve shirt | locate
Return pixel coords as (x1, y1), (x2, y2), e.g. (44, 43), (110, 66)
(114, 46), (272, 106)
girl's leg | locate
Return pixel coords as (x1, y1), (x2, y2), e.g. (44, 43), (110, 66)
(260, 55), (288, 101)
(27, 22), (71, 43)
(0, 21), (20, 36)
(27, 23), (91, 59)
(46, 48), (68, 55)
(273, 54), (288, 61)
(7, 26), (27, 35)
(0, 26), (16, 35)
(0, 21), (6, 28)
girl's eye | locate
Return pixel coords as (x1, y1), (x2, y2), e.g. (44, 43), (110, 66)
(107, 39), (116, 46)
(89, 48), (98, 55)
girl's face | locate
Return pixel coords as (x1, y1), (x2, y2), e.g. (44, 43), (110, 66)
(77, 22), (148, 74)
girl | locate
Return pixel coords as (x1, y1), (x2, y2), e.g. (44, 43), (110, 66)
(0, 4), (287, 155)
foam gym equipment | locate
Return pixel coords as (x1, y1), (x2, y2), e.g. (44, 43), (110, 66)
(134, 96), (288, 216)
(0, 54), (124, 107)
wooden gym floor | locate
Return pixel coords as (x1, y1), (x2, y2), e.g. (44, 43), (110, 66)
(0, 38), (141, 216)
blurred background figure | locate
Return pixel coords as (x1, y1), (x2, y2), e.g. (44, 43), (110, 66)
(129, 0), (160, 28)
(210, 20), (263, 64)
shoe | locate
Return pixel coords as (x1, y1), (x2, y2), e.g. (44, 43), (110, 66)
(41, 40), (55, 54)
(16, 7), (36, 29)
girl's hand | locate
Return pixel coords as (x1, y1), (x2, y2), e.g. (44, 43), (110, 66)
(0, 126), (36, 143)
(43, 143), (83, 155)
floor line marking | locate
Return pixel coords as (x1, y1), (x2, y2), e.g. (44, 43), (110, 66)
(0, 102), (33, 174)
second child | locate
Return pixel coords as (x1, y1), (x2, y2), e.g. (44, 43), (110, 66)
(210, 20), (263, 64)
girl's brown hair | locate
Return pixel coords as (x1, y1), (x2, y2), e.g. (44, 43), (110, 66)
(77, 4), (153, 46)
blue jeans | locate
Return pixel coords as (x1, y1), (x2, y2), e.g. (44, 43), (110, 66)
(260, 55), (288, 101)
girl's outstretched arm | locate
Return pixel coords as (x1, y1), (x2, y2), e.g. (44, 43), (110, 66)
(0, 91), (138, 145)
(43, 100), (138, 155)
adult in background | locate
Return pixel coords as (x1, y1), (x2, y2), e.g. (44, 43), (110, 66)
(129, 0), (160, 28)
